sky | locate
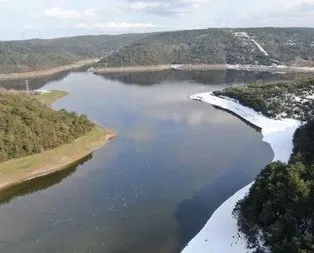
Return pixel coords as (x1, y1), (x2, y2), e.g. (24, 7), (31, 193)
(0, 0), (314, 40)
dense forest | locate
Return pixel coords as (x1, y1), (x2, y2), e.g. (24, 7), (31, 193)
(214, 78), (314, 121)
(291, 120), (314, 165)
(0, 33), (145, 73)
(97, 28), (314, 68)
(243, 27), (314, 65)
(0, 90), (94, 162)
(226, 79), (314, 253)
(233, 120), (314, 253)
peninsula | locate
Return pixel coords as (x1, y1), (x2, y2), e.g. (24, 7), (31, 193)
(0, 89), (115, 191)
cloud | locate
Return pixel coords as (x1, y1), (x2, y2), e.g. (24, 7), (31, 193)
(23, 24), (37, 30)
(211, 1), (314, 27)
(43, 7), (96, 20)
(108, 22), (157, 28)
(296, 0), (314, 3)
(126, 0), (204, 16)
(74, 22), (157, 29)
(258, 2), (314, 25)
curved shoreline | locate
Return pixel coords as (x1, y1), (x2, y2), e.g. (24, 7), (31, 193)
(0, 59), (99, 81)
(181, 92), (300, 253)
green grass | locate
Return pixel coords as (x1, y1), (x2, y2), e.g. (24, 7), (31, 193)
(35, 90), (68, 106)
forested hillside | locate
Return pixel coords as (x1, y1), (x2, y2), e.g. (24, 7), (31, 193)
(0, 90), (94, 162)
(222, 79), (314, 253)
(2, 28), (314, 73)
(214, 78), (314, 121)
(242, 27), (314, 66)
(0, 33), (145, 73)
(97, 28), (314, 67)
(233, 120), (314, 253)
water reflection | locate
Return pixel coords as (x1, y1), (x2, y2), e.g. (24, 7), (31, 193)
(97, 69), (312, 86)
(0, 69), (306, 253)
(0, 154), (92, 205)
(1, 68), (313, 91)
(0, 65), (91, 90)
(175, 155), (261, 250)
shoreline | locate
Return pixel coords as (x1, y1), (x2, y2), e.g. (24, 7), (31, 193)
(181, 92), (300, 253)
(35, 90), (69, 106)
(0, 125), (115, 193)
(0, 59), (99, 81)
(93, 64), (172, 74)
(92, 63), (314, 74)
(0, 90), (115, 193)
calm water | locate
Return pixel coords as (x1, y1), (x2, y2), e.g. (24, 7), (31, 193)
(0, 70), (311, 253)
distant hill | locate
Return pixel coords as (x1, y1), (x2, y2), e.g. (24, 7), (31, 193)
(97, 28), (314, 67)
(2, 28), (314, 73)
(0, 34), (146, 73)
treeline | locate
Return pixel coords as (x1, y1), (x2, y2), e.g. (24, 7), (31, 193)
(0, 91), (94, 162)
(97, 28), (314, 68)
(0, 34), (145, 73)
(291, 120), (314, 165)
(233, 120), (314, 253)
(214, 78), (314, 121)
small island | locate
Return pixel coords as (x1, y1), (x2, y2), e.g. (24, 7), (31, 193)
(0, 89), (115, 191)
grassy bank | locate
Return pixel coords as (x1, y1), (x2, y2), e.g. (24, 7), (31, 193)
(0, 59), (98, 81)
(0, 125), (115, 191)
(35, 90), (69, 106)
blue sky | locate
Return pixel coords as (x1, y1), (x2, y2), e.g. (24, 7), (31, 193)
(1, 0), (314, 40)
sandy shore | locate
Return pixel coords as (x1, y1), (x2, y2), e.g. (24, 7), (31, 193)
(0, 90), (115, 192)
(93, 63), (314, 74)
(0, 126), (115, 192)
(93, 64), (172, 74)
(92, 64), (227, 74)
(0, 59), (99, 81)
(182, 92), (300, 253)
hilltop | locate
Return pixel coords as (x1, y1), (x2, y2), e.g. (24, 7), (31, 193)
(96, 27), (314, 68)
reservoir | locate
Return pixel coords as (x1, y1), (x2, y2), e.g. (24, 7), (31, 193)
(0, 70), (309, 253)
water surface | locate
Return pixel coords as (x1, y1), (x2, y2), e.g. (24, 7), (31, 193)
(0, 70), (309, 253)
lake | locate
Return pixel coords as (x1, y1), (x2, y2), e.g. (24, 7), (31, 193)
(0, 69), (311, 253)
